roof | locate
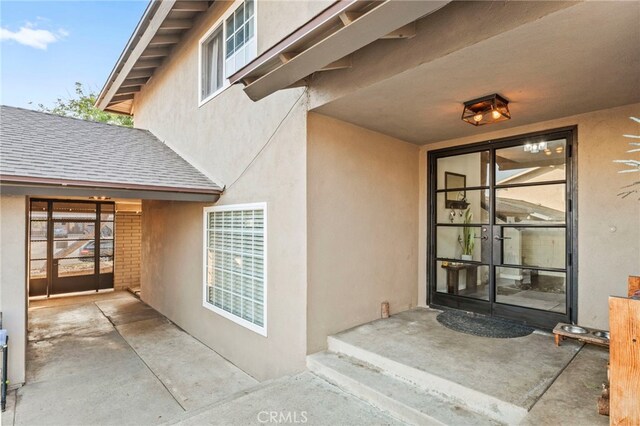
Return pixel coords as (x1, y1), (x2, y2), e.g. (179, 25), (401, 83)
(96, 0), (210, 114)
(0, 106), (222, 198)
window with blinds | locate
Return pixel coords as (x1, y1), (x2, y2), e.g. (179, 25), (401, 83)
(203, 203), (266, 335)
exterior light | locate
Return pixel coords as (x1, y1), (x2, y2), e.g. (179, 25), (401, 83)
(462, 94), (511, 126)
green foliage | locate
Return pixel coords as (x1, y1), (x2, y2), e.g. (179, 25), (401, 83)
(458, 208), (475, 256)
(38, 82), (133, 127)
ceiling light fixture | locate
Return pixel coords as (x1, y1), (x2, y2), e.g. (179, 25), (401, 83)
(461, 93), (511, 126)
(89, 196), (111, 200)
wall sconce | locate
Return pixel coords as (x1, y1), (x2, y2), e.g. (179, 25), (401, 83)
(461, 93), (511, 126)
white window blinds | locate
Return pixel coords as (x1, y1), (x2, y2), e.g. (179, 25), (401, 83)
(204, 204), (266, 335)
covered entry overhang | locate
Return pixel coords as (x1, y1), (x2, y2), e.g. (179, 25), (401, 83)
(0, 106), (222, 202)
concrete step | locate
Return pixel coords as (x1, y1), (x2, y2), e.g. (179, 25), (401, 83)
(326, 334), (528, 425)
(307, 351), (501, 426)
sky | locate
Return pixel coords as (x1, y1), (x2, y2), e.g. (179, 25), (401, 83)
(1, 0), (148, 110)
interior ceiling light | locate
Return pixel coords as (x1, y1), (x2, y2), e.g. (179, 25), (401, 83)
(524, 141), (548, 154)
(461, 93), (511, 126)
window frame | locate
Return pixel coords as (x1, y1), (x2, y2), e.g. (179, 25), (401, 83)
(197, 0), (257, 107)
(202, 202), (268, 337)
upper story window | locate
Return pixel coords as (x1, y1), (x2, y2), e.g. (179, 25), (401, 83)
(201, 26), (224, 100)
(225, 0), (256, 76)
(199, 0), (257, 104)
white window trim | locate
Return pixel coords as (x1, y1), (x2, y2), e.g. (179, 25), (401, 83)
(197, 0), (258, 107)
(202, 202), (268, 337)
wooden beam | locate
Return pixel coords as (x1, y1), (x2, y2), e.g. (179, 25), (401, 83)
(140, 47), (171, 58)
(97, 0), (177, 111)
(120, 77), (150, 87)
(149, 34), (181, 46)
(241, 77), (260, 85)
(318, 55), (352, 71)
(173, 1), (209, 12)
(339, 11), (364, 26)
(161, 19), (193, 30)
(381, 21), (416, 39)
(116, 86), (142, 95)
(132, 59), (163, 69)
(110, 93), (135, 103)
(127, 69), (153, 79)
(278, 52), (299, 64)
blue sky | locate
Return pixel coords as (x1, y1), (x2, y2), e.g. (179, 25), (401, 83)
(1, 1), (148, 109)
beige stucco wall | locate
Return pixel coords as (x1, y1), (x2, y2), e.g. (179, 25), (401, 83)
(0, 195), (27, 386)
(306, 113), (420, 353)
(135, 0), (310, 381)
(418, 103), (640, 330)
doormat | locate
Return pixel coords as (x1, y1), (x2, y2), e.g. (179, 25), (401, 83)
(436, 310), (534, 338)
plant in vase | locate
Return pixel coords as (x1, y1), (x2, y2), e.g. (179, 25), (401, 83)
(458, 208), (475, 261)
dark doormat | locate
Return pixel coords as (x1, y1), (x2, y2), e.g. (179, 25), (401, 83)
(436, 310), (534, 338)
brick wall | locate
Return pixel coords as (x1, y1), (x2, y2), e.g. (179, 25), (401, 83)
(114, 212), (141, 291)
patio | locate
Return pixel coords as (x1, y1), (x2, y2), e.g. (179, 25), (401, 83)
(308, 308), (610, 425)
(1, 292), (401, 426)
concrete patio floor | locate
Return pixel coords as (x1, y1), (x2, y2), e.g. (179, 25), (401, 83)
(1, 292), (399, 426)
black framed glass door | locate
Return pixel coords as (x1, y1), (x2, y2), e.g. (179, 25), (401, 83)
(428, 128), (576, 328)
(29, 199), (115, 297)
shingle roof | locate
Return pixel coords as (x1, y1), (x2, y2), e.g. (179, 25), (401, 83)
(0, 106), (222, 194)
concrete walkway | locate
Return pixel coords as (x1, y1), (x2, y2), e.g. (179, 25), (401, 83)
(1, 292), (398, 426)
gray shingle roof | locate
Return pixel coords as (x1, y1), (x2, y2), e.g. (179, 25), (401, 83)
(0, 106), (221, 193)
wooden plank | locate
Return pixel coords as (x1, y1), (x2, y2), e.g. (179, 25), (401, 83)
(148, 34), (182, 46)
(110, 93), (135, 103)
(173, 1), (209, 12)
(160, 19), (193, 30)
(318, 55), (352, 71)
(116, 86), (142, 95)
(96, 0), (176, 111)
(120, 78), (150, 88)
(609, 296), (640, 425)
(140, 47), (171, 58)
(629, 276), (640, 297)
(132, 59), (163, 70)
(381, 22), (416, 39)
(127, 69), (153, 79)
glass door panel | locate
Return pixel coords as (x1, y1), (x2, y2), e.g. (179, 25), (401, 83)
(436, 151), (490, 189)
(436, 190), (490, 224)
(496, 267), (566, 314)
(430, 130), (574, 328)
(495, 185), (566, 224)
(29, 200), (116, 297)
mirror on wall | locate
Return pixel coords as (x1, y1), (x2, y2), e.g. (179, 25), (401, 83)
(444, 172), (468, 209)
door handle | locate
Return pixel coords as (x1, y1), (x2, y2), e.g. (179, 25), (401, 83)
(494, 236), (511, 240)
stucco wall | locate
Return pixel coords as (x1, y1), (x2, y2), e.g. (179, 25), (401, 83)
(0, 195), (27, 386)
(306, 113), (420, 353)
(135, 1), (309, 381)
(418, 103), (640, 330)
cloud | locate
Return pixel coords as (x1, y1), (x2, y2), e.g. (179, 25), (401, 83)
(1, 23), (68, 50)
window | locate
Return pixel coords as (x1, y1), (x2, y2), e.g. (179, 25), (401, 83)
(199, 0), (257, 105)
(225, 0), (256, 76)
(200, 26), (224, 101)
(203, 203), (266, 336)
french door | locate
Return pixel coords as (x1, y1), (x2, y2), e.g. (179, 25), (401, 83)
(29, 199), (115, 297)
(428, 128), (576, 329)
